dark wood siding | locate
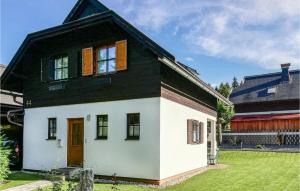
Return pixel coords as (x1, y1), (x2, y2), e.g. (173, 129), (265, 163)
(235, 99), (300, 113)
(12, 20), (217, 112)
(22, 21), (160, 108)
(161, 87), (217, 116)
(160, 64), (217, 111)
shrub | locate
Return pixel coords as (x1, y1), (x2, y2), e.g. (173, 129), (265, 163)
(0, 134), (11, 182)
(45, 170), (78, 191)
(111, 173), (119, 191)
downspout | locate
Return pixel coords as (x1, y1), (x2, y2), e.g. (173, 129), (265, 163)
(7, 108), (24, 127)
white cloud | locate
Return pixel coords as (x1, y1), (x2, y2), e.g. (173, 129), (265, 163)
(185, 57), (194, 62)
(107, 0), (300, 69)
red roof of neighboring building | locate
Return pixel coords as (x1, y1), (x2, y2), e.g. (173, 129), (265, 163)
(231, 113), (300, 122)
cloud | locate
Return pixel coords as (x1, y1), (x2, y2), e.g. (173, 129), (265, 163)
(108, 0), (300, 69)
(185, 57), (194, 62)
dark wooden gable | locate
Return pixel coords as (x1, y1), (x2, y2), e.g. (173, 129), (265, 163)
(63, 0), (109, 24)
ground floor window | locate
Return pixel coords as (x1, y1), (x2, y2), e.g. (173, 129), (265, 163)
(127, 113), (140, 140)
(48, 118), (57, 140)
(192, 120), (200, 143)
(187, 119), (204, 144)
(96, 115), (108, 139)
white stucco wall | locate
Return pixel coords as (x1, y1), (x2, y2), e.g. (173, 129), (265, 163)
(23, 96), (216, 180)
(159, 97), (216, 179)
(23, 97), (160, 179)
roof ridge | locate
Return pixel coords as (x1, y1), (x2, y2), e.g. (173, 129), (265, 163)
(63, 0), (110, 24)
(245, 69), (300, 80)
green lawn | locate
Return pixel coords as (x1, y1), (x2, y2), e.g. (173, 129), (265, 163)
(1, 151), (299, 191)
(0, 172), (44, 190)
(94, 151), (300, 191)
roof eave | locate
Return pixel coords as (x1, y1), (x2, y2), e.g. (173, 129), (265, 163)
(1, 12), (114, 90)
(1, 10), (176, 91)
(158, 57), (232, 106)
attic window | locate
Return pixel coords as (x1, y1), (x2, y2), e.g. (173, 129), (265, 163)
(82, 40), (127, 76)
(54, 55), (68, 80)
(267, 87), (276, 94)
(96, 45), (116, 74)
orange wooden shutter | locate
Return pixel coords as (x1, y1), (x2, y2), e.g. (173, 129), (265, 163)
(82, 48), (93, 76)
(116, 40), (127, 71)
(187, 119), (193, 144)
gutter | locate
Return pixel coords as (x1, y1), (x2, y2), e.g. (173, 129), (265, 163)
(158, 57), (232, 106)
(0, 90), (23, 98)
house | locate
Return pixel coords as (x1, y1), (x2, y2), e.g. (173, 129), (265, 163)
(0, 0), (230, 185)
(228, 64), (300, 145)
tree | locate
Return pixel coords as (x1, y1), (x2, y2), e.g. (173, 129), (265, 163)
(232, 77), (239, 89)
(216, 100), (235, 144)
(216, 83), (232, 98)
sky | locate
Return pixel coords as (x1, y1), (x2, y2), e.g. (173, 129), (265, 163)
(1, 0), (300, 87)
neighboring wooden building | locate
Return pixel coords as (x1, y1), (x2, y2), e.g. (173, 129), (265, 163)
(0, 65), (23, 120)
(0, 0), (229, 185)
(0, 64), (23, 169)
(228, 64), (299, 145)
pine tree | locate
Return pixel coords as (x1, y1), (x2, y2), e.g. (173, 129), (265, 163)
(232, 77), (239, 89)
(216, 83), (232, 98)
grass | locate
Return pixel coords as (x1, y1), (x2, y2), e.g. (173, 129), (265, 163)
(0, 172), (44, 190)
(161, 151), (300, 191)
(1, 151), (300, 191)
(93, 151), (300, 191)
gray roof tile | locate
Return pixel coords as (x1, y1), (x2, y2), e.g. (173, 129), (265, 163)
(230, 70), (300, 104)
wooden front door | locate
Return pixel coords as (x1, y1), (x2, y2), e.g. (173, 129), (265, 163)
(68, 118), (84, 167)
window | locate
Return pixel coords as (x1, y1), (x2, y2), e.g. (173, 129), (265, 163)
(54, 55), (68, 80)
(187, 119), (204, 144)
(97, 45), (116, 74)
(192, 120), (200, 143)
(127, 113), (140, 140)
(48, 118), (57, 140)
(207, 120), (212, 139)
(96, 115), (108, 139)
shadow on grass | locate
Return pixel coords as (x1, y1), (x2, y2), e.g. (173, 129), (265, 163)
(6, 172), (44, 181)
(0, 172), (45, 190)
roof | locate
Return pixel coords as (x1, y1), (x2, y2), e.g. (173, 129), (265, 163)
(0, 65), (22, 106)
(230, 69), (300, 104)
(0, 0), (231, 106)
(177, 62), (199, 77)
(0, 65), (6, 75)
(63, 0), (109, 24)
(231, 113), (300, 121)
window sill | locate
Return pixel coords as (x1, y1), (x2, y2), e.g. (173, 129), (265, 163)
(125, 137), (140, 141)
(95, 137), (107, 140)
(46, 138), (56, 141)
(93, 72), (116, 77)
(46, 79), (69, 84)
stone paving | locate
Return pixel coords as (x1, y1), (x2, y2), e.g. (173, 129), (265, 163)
(3, 180), (52, 191)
